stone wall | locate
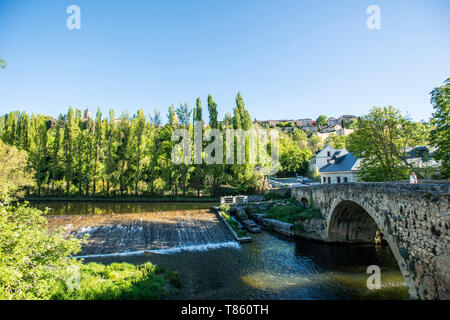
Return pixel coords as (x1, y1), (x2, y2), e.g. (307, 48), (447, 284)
(291, 182), (450, 300)
(294, 218), (328, 241)
(254, 214), (295, 236)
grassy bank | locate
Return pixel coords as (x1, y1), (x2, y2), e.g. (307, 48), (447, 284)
(56, 262), (180, 300)
(218, 205), (248, 238)
(263, 204), (323, 224)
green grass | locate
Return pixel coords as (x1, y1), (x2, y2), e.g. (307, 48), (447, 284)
(55, 262), (179, 300)
(220, 211), (248, 238)
(264, 204), (323, 224)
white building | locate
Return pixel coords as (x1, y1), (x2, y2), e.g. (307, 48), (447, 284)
(309, 145), (337, 172)
(319, 149), (361, 184)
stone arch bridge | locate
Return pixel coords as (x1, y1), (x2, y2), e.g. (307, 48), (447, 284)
(290, 182), (449, 300)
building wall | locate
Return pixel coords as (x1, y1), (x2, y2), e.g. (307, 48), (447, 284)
(320, 171), (359, 184)
(309, 145), (336, 171)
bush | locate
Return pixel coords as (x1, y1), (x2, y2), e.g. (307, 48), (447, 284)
(0, 202), (82, 299)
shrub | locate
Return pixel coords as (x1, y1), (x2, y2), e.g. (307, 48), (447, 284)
(0, 202), (82, 300)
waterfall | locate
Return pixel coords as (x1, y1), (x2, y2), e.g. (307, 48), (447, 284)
(67, 210), (238, 258)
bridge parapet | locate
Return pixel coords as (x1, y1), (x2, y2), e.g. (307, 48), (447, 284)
(292, 182), (449, 195)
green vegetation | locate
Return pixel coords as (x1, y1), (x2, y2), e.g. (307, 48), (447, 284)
(0, 57), (6, 70)
(58, 262), (179, 300)
(347, 106), (431, 181)
(0, 201), (179, 300)
(430, 78), (450, 179)
(218, 206), (248, 238)
(0, 91), (316, 198)
(263, 203), (323, 224)
(0, 158), (179, 300)
(0, 202), (82, 299)
(316, 115), (328, 127)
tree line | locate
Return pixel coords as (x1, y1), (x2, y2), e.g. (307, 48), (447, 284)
(2, 79), (447, 197)
(0, 92), (317, 197)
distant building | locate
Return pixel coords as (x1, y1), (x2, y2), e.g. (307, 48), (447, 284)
(322, 124), (342, 133)
(319, 149), (361, 184)
(327, 117), (339, 126)
(83, 108), (91, 120)
(316, 127), (354, 140)
(404, 146), (441, 175)
(295, 118), (313, 127)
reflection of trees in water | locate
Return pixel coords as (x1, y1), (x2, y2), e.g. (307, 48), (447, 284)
(31, 201), (215, 215)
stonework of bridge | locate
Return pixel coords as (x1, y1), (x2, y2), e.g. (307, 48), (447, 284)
(290, 182), (449, 300)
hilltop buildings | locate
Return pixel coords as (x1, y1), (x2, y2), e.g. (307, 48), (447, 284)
(254, 115), (357, 137)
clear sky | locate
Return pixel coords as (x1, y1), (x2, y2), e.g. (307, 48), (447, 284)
(0, 0), (449, 122)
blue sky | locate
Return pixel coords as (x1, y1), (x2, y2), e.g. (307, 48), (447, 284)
(0, 0), (449, 122)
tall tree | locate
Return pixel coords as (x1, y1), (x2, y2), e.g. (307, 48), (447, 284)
(347, 106), (428, 181)
(194, 97), (202, 122)
(105, 110), (117, 196)
(316, 115), (328, 127)
(207, 94), (218, 129)
(175, 103), (192, 196)
(429, 78), (450, 178)
(30, 118), (48, 196)
(63, 107), (75, 194)
(132, 109), (146, 195)
(92, 108), (103, 194)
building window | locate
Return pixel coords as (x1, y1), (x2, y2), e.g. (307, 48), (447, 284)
(344, 177), (348, 183)
(327, 151), (331, 157)
(323, 177), (326, 184)
(327, 177), (331, 184)
(337, 176), (341, 183)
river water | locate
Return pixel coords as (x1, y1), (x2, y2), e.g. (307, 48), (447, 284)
(33, 201), (410, 300)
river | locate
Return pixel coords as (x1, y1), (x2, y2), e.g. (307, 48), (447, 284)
(32, 201), (410, 300)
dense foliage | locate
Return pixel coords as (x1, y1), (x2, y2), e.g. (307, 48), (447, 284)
(0, 93), (317, 197)
(0, 140), (34, 201)
(429, 79), (450, 178)
(0, 203), (82, 299)
(347, 106), (430, 181)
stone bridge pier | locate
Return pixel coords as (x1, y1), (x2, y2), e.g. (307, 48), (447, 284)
(291, 182), (449, 300)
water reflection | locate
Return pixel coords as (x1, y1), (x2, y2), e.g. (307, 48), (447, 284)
(85, 231), (410, 300)
(29, 201), (215, 215)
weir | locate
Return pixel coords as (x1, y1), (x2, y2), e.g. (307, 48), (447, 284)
(46, 209), (238, 257)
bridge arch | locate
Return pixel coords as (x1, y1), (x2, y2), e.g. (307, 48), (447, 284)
(327, 197), (417, 299)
